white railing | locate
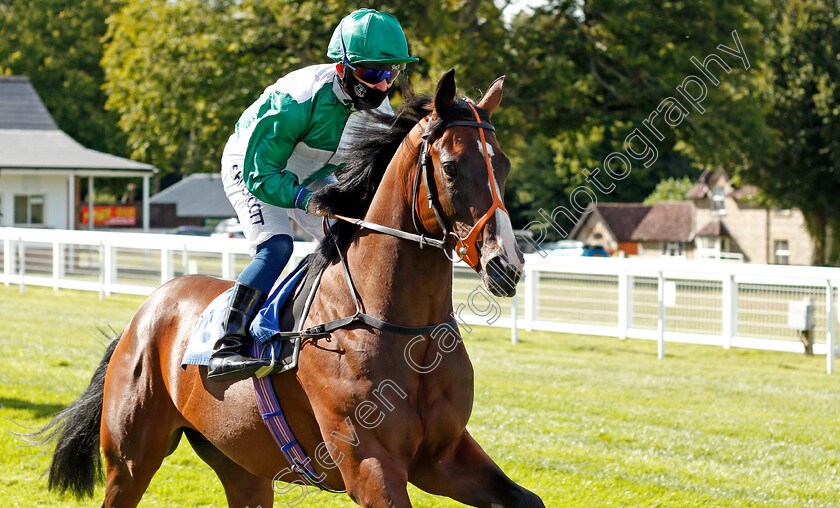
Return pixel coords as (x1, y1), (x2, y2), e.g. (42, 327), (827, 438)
(0, 227), (314, 298)
(694, 248), (745, 262)
(3, 227), (839, 373)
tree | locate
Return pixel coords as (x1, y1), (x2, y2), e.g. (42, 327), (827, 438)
(740, 0), (840, 265)
(102, 0), (338, 177)
(0, 0), (127, 155)
(100, 0), (512, 183)
(501, 0), (773, 228)
(643, 176), (695, 204)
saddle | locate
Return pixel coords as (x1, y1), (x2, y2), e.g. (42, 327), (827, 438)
(180, 256), (318, 372)
(248, 255), (322, 377)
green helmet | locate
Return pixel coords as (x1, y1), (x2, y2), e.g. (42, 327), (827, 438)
(327, 9), (419, 67)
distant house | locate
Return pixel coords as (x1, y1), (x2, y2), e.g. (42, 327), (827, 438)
(686, 169), (813, 264)
(569, 203), (651, 255)
(630, 202), (695, 258)
(149, 173), (235, 228)
(0, 76), (157, 230)
(569, 169), (815, 264)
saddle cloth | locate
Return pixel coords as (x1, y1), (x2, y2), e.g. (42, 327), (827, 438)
(181, 258), (310, 372)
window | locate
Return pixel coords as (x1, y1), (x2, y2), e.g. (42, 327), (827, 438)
(712, 186), (726, 212)
(774, 240), (790, 265)
(14, 195), (44, 225)
(662, 241), (685, 257)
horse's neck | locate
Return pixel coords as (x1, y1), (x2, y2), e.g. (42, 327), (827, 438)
(343, 130), (454, 324)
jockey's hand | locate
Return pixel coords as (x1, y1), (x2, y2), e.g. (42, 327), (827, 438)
(306, 198), (330, 217)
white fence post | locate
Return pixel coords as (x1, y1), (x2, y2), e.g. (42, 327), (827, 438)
(722, 274), (738, 349)
(182, 246), (189, 277)
(18, 238), (25, 294)
(3, 237), (11, 286)
(161, 247), (173, 285)
(618, 271), (634, 339)
(99, 242), (105, 302)
(511, 292), (519, 345)
(524, 264), (537, 331)
(222, 250), (234, 280)
(827, 280), (835, 375)
(657, 271), (665, 359)
(104, 243), (115, 297)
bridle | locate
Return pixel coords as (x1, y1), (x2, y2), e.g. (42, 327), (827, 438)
(272, 102), (508, 352)
(334, 101), (510, 270)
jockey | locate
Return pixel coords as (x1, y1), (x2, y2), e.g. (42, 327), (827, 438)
(209, 9), (418, 381)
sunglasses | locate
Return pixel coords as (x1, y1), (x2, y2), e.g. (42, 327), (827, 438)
(349, 64), (401, 85)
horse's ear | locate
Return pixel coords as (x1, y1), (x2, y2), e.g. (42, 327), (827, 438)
(477, 75), (504, 117)
(434, 69), (456, 115)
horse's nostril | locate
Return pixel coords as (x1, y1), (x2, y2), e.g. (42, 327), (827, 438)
(486, 255), (520, 287)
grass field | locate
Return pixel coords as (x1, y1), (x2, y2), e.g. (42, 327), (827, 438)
(1, 284), (839, 507)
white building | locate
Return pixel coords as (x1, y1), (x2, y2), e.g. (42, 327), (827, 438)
(0, 76), (156, 230)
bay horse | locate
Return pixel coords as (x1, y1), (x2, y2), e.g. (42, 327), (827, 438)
(31, 70), (544, 507)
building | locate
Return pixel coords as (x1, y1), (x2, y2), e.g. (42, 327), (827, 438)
(148, 173), (235, 228)
(569, 203), (651, 256)
(630, 202), (695, 258)
(570, 169), (815, 264)
(0, 76), (156, 230)
(148, 172), (315, 240)
(686, 169), (812, 264)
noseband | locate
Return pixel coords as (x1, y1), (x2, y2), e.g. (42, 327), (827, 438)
(305, 102), (503, 341)
(335, 101), (508, 269)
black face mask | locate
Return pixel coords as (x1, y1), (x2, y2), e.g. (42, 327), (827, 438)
(341, 71), (389, 111)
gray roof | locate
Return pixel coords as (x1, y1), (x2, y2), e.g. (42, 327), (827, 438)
(0, 76), (155, 173)
(0, 76), (57, 130)
(150, 173), (235, 217)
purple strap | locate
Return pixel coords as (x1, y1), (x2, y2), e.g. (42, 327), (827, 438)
(250, 341), (344, 493)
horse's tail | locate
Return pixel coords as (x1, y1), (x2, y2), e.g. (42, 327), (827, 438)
(21, 333), (121, 498)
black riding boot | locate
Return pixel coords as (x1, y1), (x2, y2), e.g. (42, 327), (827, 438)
(207, 282), (270, 382)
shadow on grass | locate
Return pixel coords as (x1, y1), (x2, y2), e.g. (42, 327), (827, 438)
(0, 398), (65, 419)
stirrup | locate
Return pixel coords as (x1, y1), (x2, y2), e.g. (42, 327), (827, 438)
(255, 344), (277, 379)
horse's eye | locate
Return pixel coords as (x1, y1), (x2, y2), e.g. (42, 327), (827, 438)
(441, 161), (457, 178)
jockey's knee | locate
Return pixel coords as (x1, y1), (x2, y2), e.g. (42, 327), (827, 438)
(255, 234), (294, 268)
(239, 234), (294, 292)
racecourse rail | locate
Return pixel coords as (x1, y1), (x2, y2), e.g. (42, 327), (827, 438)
(3, 227), (839, 374)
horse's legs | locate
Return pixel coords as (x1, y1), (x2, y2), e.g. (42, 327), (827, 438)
(410, 430), (545, 508)
(100, 417), (182, 508)
(99, 330), (187, 508)
(184, 429), (275, 508)
(338, 447), (412, 508)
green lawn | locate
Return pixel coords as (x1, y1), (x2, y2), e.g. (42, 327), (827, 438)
(1, 284), (838, 507)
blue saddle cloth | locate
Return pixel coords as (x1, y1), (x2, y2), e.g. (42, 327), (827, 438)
(181, 258), (309, 368)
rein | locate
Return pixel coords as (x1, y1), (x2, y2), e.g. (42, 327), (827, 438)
(334, 101), (500, 268)
(270, 103), (500, 343)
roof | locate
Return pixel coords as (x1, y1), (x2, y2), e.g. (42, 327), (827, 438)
(631, 202), (694, 242)
(685, 168), (756, 202)
(150, 173), (235, 217)
(0, 76), (57, 130)
(571, 203), (652, 242)
(595, 203), (652, 242)
(728, 185), (758, 200)
(696, 218), (731, 237)
(0, 76), (155, 173)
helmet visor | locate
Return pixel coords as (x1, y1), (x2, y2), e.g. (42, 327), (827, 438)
(349, 63), (403, 84)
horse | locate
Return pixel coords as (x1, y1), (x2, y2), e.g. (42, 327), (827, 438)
(30, 69), (545, 508)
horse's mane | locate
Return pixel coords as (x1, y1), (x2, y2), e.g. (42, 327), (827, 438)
(306, 93), (489, 276)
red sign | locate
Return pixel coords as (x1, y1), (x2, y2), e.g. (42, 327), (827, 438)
(81, 206), (137, 226)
